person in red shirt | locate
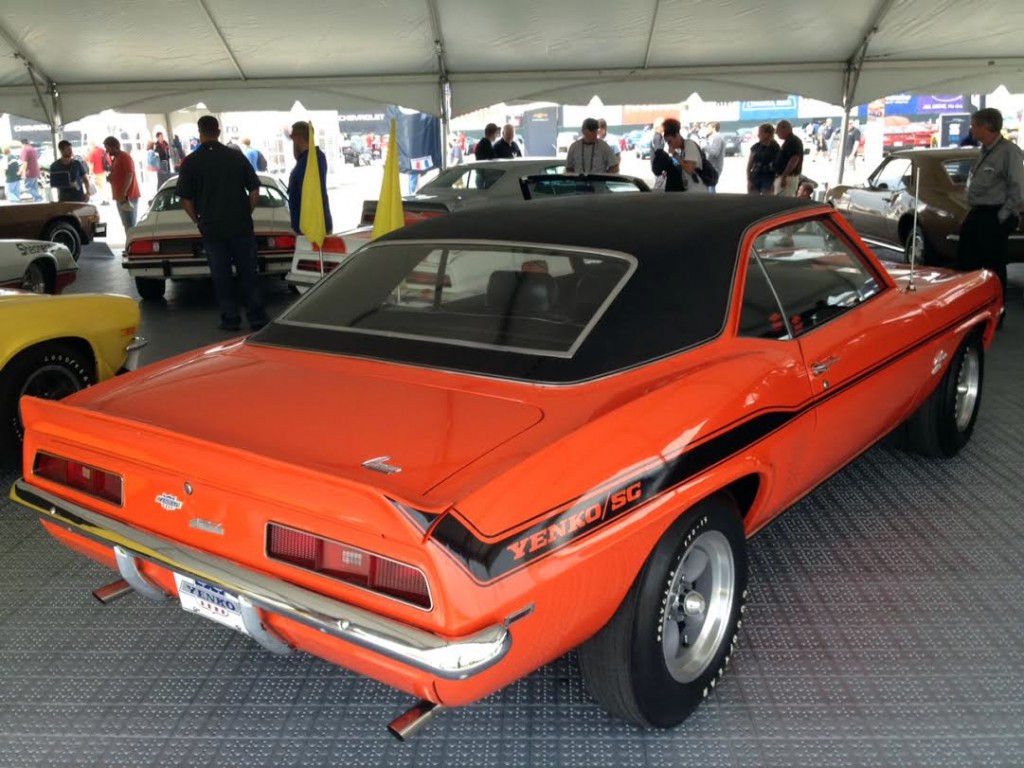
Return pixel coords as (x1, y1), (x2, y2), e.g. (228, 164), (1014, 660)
(86, 142), (109, 204)
(103, 136), (141, 228)
(19, 140), (42, 201)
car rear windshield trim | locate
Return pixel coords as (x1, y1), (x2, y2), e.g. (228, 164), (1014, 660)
(275, 240), (637, 360)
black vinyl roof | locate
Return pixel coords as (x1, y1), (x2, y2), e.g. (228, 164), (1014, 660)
(261, 194), (826, 383)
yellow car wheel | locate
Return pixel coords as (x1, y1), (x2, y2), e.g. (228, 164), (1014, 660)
(0, 343), (92, 461)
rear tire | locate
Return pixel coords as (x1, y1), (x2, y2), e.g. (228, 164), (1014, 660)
(135, 276), (166, 301)
(579, 495), (747, 728)
(904, 332), (983, 457)
(43, 220), (82, 261)
(0, 343), (92, 462)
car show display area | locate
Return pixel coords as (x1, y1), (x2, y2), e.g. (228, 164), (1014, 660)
(0, 232), (1022, 766)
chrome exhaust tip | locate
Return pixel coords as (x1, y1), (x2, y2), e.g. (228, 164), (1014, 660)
(387, 700), (443, 741)
(93, 578), (133, 604)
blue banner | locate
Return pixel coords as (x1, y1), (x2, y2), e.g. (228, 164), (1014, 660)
(739, 97), (799, 121)
(857, 94), (965, 120)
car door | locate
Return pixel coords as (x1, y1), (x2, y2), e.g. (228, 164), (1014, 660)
(751, 216), (934, 486)
(841, 157), (910, 243)
(874, 157), (914, 246)
(732, 248), (818, 521)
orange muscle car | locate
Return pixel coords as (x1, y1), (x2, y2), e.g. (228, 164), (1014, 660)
(10, 195), (1000, 739)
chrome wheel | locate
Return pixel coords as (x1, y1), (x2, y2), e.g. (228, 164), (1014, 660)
(662, 530), (735, 684)
(954, 346), (981, 432)
(19, 364), (82, 402)
(21, 262), (47, 294)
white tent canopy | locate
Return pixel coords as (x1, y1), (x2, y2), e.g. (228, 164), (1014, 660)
(2, 0), (1024, 124)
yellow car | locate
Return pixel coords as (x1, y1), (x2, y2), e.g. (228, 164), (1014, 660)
(0, 289), (145, 461)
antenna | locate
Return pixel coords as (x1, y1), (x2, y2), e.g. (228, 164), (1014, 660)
(907, 166), (921, 292)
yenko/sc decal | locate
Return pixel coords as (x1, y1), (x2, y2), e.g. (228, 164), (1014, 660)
(506, 481), (643, 561)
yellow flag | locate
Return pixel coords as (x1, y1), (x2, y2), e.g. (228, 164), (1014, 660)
(299, 120), (327, 248)
(372, 118), (405, 240)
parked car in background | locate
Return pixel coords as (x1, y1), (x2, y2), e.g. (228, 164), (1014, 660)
(722, 132), (742, 156)
(14, 195), (998, 737)
(0, 290), (144, 460)
(556, 132), (577, 155)
(0, 200), (106, 260)
(826, 147), (1024, 264)
(0, 239), (77, 294)
(341, 139), (372, 167)
(124, 174), (295, 300)
(883, 123), (937, 154)
(288, 159), (586, 293)
(635, 130), (654, 160)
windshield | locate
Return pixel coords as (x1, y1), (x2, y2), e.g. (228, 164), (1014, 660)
(277, 241), (634, 358)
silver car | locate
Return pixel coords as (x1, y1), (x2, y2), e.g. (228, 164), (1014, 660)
(359, 158), (567, 225)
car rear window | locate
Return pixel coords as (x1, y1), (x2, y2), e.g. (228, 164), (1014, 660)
(942, 160), (973, 185)
(277, 241), (635, 358)
(149, 185), (286, 212)
(422, 167), (505, 191)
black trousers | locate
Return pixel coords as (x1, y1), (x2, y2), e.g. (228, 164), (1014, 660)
(956, 206), (1010, 302)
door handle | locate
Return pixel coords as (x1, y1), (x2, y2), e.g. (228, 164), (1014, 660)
(810, 355), (840, 376)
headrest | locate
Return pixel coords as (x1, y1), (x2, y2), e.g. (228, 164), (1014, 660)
(487, 270), (557, 316)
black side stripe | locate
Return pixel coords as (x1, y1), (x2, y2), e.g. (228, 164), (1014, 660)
(405, 300), (993, 585)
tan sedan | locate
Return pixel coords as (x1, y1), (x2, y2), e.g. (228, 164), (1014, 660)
(827, 147), (1024, 265)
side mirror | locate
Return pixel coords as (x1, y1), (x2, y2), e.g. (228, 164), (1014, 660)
(875, 182), (889, 191)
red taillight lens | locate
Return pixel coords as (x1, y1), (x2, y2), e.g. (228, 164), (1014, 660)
(266, 523), (430, 608)
(321, 236), (347, 254)
(127, 240), (159, 256)
(267, 235), (297, 250)
(406, 271), (452, 287)
(296, 259), (341, 274)
(34, 452), (123, 505)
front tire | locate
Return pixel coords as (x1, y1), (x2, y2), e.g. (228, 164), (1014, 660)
(0, 343), (92, 461)
(579, 494), (747, 728)
(903, 224), (930, 265)
(904, 332), (984, 457)
(21, 261), (50, 294)
(135, 276), (166, 301)
(43, 220), (82, 261)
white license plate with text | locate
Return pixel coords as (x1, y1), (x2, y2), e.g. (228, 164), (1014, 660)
(174, 574), (249, 635)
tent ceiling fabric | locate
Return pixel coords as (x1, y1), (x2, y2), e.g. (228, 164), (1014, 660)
(2, 0), (1024, 123)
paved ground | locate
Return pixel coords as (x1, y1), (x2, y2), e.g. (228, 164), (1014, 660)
(0, 204), (1022, 766)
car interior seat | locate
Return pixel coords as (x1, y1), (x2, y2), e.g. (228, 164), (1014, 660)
(486, 270), (558, 317)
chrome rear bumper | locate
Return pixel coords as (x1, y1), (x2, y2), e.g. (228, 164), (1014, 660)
(10, 479), (514, 680)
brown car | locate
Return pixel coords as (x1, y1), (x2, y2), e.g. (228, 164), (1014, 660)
(0, 201), (106, 261)
(827, 147), (1024, 265)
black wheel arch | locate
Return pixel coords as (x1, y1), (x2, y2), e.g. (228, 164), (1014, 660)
(7, 336), (97, 382)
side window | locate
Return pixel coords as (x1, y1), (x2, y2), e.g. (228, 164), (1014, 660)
(739, 254), (788, 340)
(751, 219), (883, 337)
(870, 158), (912, 191)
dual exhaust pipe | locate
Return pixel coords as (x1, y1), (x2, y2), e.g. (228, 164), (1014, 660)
(94, 578), (445, 739)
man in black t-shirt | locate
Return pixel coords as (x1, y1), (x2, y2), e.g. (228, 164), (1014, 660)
(49, 140), (91, 203)
(773, 120), (804, 196)
(493, 124), (522, 159)
(176, 115), (268, 332)
(474, 124), (500, 161)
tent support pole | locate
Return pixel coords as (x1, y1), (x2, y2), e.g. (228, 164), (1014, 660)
(50, 85), (64, 155)
(835, 0), (897, 185)
(425, 0), (450, 168)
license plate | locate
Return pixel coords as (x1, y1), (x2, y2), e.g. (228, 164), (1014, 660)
(174, 573), (249, 635)
(893, 141), (904, 146)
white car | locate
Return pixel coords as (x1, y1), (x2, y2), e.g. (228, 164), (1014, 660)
(0, 239), (77, 294)
(124, 174), (296, 300)
(287, 158), (568, 293)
